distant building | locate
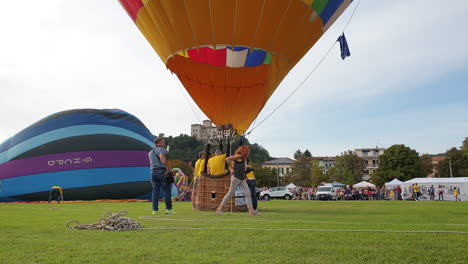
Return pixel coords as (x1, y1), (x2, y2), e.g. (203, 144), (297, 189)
(262, 158), (295, 177)
(307, 157), (337, 173)
(191, 120), (218, 141)
(428, 156), (446, 178)
(354, 147), (386, 180)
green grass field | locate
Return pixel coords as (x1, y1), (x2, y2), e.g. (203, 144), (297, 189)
(1, 200), (467, 264)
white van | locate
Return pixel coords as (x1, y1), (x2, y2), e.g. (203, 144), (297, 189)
(316, 186), (337, 200)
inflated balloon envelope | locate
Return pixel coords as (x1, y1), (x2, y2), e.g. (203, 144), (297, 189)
(119, 0), (352, 134)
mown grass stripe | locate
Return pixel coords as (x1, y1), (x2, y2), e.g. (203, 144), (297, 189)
(141, 227), (468, 234)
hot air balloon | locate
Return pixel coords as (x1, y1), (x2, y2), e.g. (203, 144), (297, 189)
(0, 109), (177, 201)
(119, 0), (352, 135)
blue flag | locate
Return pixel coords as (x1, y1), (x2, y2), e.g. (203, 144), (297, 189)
(337, 33), (351, 60)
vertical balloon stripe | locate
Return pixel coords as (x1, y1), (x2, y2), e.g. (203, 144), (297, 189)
(207, 48), (227, 67)
(320, 0), (344, 25)
(226, 47), (249, 68)
(178, 50), (189, 58)
(311, 0), (329, 14)
(263, 53), (272, 64)
(119, 0), (144, 22)
(187, 47), (209, 64)
(245, 49), (267, 67)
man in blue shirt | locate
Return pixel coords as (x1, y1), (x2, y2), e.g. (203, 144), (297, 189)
(148, 137), (173, 215)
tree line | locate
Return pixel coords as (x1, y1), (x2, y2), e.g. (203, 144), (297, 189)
(285, 137), (468, 187)
(162, 134), (277, 186)
(161, 134), (468, 187)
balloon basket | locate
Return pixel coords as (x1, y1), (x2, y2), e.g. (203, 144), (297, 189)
(191, 175), (247, 212)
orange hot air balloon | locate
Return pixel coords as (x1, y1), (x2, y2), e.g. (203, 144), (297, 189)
(119, 0), (352, 134)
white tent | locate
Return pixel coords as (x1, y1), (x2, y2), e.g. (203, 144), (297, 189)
(286, 183), (297, 189)
(385, 178), (403, 188)
(353, 181), (375, 188)
(402, 177), (468, 201)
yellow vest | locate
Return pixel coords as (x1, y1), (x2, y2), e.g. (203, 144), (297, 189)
(246, 165), (255, 180)
(207, 154), (226, 175)
(194, 159), (205, 178)
(52, 186), (63, 197)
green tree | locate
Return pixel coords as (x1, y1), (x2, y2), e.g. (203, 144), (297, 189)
(287, 156), (312, 186)
(165, 134), (272, 165)
(165, 134), (205, 162)
(374, 144), (424, 185)
(303, 149), (312, 157)
(420, 154), (433, 177)
(328, 151), (364, 185)
(249, 143), (272, 164)
(231, 138), (272, 164)
(311, 160), (327, 187)
(293, 149), (303, 159)
(251, 163), (278, 187)
(462, 137), (468, 157)
(437, 147), (468, 177)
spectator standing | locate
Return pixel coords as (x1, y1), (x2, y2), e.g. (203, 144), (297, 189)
(149, 137), (173, 215)
(245, 162), (259, 212)
(428, 185), (435, 201)
(438, 185), (444, 201)
(454, 187), (460, 201)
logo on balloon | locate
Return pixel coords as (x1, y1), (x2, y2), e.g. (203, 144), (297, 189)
(48, 157), (93, 167)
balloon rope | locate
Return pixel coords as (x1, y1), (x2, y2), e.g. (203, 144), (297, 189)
(245, 0), (362, 136)
(175, 76), (202, 123)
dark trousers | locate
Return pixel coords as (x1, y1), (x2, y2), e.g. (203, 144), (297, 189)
(48, 188), (61, 203)
(247, 179), (258, 210)
(438, 192), (444, 200)
(151, 170), (172, 211)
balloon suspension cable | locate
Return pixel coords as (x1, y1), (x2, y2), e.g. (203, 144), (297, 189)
(244, 0), (361, 137)
(174, 75), (202, 124)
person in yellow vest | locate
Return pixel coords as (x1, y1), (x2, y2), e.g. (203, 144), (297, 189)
(454, 187), (460, 202)
(194, 152), (206, 179)
(48, 186), (64, 203)
(413, 183), (420, 201)
(245, 161), (258, 212)
(207, 150), (227, 175)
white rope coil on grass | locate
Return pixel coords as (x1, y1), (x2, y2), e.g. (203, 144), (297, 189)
(67, 210), (140, 231)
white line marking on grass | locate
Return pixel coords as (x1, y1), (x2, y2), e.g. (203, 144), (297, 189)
(140, 227), (468, 234)
(139, 216), (468, 226)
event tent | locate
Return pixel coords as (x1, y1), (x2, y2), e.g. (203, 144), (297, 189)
(402, 177), (468, 201)
(385, 178), (403, 188)
(353, 181), (375, 188)
(286, 183), (297, 189)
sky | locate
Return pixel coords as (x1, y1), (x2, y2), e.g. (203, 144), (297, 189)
(1, 0), (467, 159)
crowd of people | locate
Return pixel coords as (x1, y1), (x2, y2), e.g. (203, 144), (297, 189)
(259, 183), (462, 201)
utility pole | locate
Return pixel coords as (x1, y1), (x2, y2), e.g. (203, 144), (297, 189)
(277, 163), (280, 187)
(449, 157), (453, 178)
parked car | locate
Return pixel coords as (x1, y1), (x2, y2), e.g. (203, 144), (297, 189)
(255, 187), (261, 200)
(260, 187), (293, 200)
(316, 186), (337, 200)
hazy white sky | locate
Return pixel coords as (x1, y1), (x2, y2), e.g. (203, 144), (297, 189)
(1, 0), (468, 158)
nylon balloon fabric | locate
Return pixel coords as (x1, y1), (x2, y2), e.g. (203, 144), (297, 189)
(119, 0), (352, 133)
(0, 109), (157, 201)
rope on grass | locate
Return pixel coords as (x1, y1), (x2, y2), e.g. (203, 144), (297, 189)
(66, 210), (140, 231)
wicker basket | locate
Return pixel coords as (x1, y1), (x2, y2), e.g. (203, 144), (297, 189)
(191, 175), (248, 212)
